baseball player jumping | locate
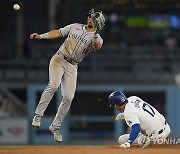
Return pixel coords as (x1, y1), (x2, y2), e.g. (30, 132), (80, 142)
(30, 9), (105, 143)
(108, 91), (171, 148)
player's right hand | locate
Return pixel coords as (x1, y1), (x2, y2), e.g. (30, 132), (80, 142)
(137, 134), (151, 149)
(30, 33), (41, 39)
(115, 113), (124, 123)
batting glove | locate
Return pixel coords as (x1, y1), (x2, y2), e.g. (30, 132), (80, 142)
(115, 113), (124, 123)
(120, 141), (131, 148)
(137, 134), (151, 149)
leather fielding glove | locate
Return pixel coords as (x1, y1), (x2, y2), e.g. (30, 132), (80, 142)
(91, 12), (105, 32)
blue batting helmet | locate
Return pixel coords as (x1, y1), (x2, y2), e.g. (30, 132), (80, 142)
(108, 91), (127, 107)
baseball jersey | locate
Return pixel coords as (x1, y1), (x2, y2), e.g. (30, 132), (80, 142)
(57, 23), (103, 63)
(124, 96), (166, 136)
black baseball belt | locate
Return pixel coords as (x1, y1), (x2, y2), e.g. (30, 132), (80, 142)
(158, 120), (167, 135)
(57, 52), (78, 65)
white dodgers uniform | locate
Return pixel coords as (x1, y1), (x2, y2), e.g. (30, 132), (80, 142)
(34, 23), (103, 127)
(119, 96), (171, 144)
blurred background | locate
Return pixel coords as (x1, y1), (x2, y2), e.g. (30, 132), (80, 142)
(0, 0), (180, 145)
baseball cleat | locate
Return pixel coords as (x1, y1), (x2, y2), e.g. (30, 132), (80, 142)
(32, 114), (41, 128)
(49, 124), (62, 143)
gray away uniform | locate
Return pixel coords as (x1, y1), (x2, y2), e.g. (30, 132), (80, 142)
(34, 23), (103, 127)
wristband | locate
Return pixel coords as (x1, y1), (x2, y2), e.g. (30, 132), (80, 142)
(39, 33), (49, 39)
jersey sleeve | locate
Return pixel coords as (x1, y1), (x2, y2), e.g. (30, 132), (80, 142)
(59, 24), (75, 37)
(96, 34), (103, 45)
(124, 111), (140, 127)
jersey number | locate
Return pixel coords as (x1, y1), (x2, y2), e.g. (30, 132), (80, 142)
(142, 103), (155, 117)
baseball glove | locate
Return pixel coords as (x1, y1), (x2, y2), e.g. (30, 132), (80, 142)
(91, 12), (105, 32)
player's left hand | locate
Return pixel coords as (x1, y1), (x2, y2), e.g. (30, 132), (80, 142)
(119, 142), (131, 148)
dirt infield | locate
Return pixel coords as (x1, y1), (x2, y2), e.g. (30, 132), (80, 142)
(0, 145), (179, 154)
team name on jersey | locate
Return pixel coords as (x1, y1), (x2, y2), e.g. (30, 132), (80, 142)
(68, 33), (91, 46)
